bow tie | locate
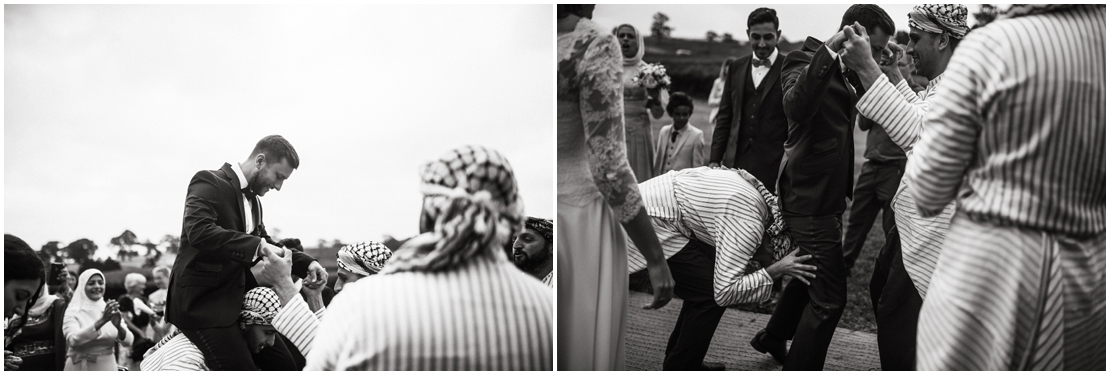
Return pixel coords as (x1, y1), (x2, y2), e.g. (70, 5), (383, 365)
(753, 58), (772, 68)
(242, 187), (256, 201)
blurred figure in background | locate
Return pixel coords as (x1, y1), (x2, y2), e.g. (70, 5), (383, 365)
(333, 241), (393, 294)
(894, 30), (928, 92)
(513, 217), (554, 287)
(118, 273), (154, 369)
(615, 23), (665, 182)
(654, 92), (705, 175)
(146, 266), (175, 343)
(6, 284), (66, 370)
(706, 58), (733, 125)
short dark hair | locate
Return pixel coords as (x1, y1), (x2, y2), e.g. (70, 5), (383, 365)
(250, 135), (300, 169)
(747, 7), (779, 30)
(5, 234), (45, 336)
(895, 30), (910, 45)
(840, 4), (895, 36)
(666, 92), (694, 115)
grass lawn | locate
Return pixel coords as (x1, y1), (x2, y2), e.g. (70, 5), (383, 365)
(631, 97), (885, 333)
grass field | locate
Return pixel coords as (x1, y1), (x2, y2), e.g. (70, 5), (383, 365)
(632, 97), (886, 333)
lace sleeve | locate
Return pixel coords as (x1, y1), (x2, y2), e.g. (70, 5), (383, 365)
(577, 32), (643, 223)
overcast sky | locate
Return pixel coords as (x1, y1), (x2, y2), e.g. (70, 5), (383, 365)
(593, 4), (988, 44)
(5, 4), (553, 253)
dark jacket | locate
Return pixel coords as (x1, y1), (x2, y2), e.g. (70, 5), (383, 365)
(167, 163), (315, 330)
(777, 37), (859, 216)
(711, 52), (789, 191)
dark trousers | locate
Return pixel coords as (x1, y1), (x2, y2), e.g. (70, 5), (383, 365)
(843, 160), (904, 271)
(662, 238), (727, 371)
(764, 214), (847, 370)
(180, 325), (298, 370)
(868, 227), (923, 370)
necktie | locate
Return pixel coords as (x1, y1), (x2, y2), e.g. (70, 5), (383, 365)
(671, 129), (679, 143)
(241, 187), (256, 202)
(753, 58), (771, 68)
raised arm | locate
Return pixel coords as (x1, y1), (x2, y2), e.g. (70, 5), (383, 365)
(781, 43), (842, 124)
(856, 74), (934, 153)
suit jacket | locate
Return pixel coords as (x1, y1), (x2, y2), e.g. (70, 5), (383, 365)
(653, 124), (705, 175)
(710, 52), (789, 191)
(777, 37), (859, 216)
(167, 163), (316, 330)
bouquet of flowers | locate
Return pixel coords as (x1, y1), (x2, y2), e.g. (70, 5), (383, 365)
(633, 63), (671, 91)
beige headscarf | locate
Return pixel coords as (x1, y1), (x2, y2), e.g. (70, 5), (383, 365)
(613, 23), (645, 67)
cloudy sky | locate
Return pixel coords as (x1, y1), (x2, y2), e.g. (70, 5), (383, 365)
(5, 4), (552, 253)
(593, 4), (987, 44)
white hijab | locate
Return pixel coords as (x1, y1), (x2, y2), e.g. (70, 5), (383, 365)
(63, 269), (110, 334)
(614, 24), (645, 67)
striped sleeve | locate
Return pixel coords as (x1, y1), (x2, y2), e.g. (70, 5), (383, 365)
(272, 295), (319, 356)
(711, 215), (773, 306)
(909, 39), (984, 217)
(314, 306), (326, 320)
(138, 333), (207, 371)
(856, 73), (932, 153)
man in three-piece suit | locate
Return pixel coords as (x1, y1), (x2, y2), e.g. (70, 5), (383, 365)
(709, 8), (788, 194)
(166, 134), (329, 370)
(748, 5), (895, 370)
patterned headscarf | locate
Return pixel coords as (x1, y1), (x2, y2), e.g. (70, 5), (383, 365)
(717, 167), (798, 261)
(384, 145), (524, 274)
(908, 4), (970, 40)
(238, 287), (281, 330)
(338, 241), (393, 276)
(613, 23), (645, 67)
(524, 217), (553, 243)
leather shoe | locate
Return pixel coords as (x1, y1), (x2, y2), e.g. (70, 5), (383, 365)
(750, 329), (787, 365)
(699, 361), (726, 371)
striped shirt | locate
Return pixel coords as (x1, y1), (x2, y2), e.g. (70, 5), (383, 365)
(627, 167), (774, 306)
(909, 5), (1105, 236)
(140, 295), (323, 371)
(304, 257), (552, 371)
(856, 73), (956, 298)
(541, 272), (552, 287)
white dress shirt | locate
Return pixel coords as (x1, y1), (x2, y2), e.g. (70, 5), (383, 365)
(750, 48), (779, 87)
(229, 162), (255, 233)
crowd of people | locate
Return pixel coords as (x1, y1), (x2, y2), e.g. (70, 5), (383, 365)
(559, 3), (1104, 371)
(5, 137), (553, 371)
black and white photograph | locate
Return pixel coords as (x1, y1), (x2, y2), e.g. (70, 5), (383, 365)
(5, 4), (552, 371)
(557, 3), (1104, 371)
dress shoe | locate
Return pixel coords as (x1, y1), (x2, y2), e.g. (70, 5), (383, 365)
(699, 361), (726, 371)
(750, 329), (787, 365)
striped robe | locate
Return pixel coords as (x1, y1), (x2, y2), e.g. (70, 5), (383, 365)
(908, 5), (1105, 371)
(304, 257), (552, 371)
(855, 73), (956, 299)
(626, 167), (774, 306)
(140, 295), (324, 371)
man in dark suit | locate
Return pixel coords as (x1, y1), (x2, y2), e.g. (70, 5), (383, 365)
(166, 135), (329, 370)
(748, 5), (895, 370)
(709, 7), (788, 194)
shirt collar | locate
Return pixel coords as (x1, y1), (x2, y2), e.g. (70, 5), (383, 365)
(230, 162), (250, 190)
(751, 48), (779, 65)
(928, 72), (945, 89)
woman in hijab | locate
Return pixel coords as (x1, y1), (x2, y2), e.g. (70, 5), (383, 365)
(614, 23), (665, 182)
(62, 269), (132, 371)
(305, 145), (552, 370)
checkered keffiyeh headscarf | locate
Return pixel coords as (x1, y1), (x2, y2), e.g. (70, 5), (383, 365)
(908, 4), (970, 40)
(384, 145), (525, 274)
(338, 241), (393, 276)
(524, 217), (553, 243)
(239, 287), (281, 330)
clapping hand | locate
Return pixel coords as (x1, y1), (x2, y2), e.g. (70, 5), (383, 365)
(107, 301), (122, 328)
(4, 350), (22, 371)
(304, 261), (328, 290)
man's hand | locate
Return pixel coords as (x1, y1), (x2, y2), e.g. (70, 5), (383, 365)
(304, 261), (328, 290)
(4, 351), (22, 371)
(879, 41), (905, 83)
(840, 22), (878, 74)
(824, 29), (847, 51)
(766, 250), (817, 285)
(257, 245), (294, 289)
